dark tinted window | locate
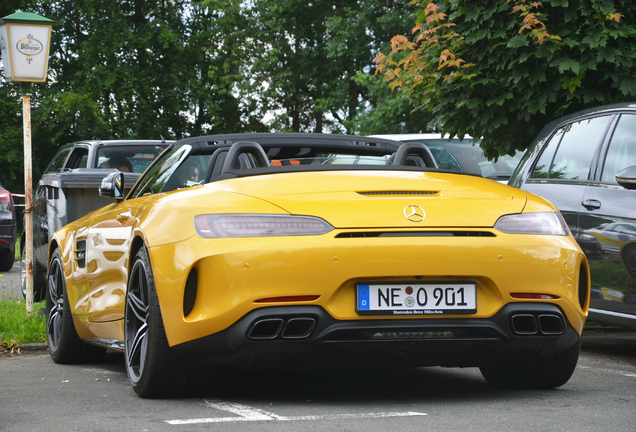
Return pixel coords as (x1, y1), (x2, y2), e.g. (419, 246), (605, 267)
(428, 147), (463, 171)
(533, 116), (611, 180)
(601, 114), (636, 183)
(132, 145), (192, 197)
(66, 147), (89, 169)
(97, 145), (167, 174)
(45, 148), (71, 173)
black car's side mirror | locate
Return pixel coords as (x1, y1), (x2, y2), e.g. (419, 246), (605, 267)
(616, 165), (636, 190)
(99, 171), (125, 200)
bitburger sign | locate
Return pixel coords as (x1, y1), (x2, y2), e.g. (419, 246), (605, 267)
(0, 12), (53, 83)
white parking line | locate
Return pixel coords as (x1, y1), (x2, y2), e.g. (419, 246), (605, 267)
(578, 365), (636, 378)
(165, 400), (427, 425)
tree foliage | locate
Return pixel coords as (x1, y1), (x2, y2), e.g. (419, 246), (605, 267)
(1, 0), (415, 193)
(1, 0), (258, 192)
(245, 0), (415, 134)
(376, 0), (636, 159)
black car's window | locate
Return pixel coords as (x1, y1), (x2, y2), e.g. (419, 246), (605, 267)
(161, 154), (212, 192)
(533, 116), (611, 180)
(131, 145), (192, 197)
(45, 148), (71, 173)
(428, 147), (463, 172)
(532, 132), (559, 178)
(97, 145), (167, 174)
(66, 147), (89, 169)
(601, 114), (636, 183)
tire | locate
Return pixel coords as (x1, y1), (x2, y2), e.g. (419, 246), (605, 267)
(0, 250), (13, 271)
(125, 245), (217, 398)
(46, 249), (106, 364)
(20, 239), (45, 302)
(480, 339), (581, 389)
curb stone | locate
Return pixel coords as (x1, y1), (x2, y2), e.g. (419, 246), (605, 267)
(20, 343), (48, 351)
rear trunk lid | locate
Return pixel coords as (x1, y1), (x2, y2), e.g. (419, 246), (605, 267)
(212, 170), (527, 229)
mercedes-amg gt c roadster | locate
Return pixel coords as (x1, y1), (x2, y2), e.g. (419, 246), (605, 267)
(45, 133), (590, 397)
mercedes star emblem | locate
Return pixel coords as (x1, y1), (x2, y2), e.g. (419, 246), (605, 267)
(404, 205), (425, 222)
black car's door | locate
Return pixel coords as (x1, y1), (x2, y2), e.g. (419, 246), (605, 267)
(580, 113), (636, 323)
(522, 115), (615, 238)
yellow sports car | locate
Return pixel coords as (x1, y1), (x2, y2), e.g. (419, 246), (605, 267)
(46, 133), (590, 398)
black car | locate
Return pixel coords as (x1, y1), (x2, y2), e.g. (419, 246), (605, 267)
(370, 134), (523, 183)
(22, 140), (170, 301)
(0, 182), (17, 271)
(509, 102), (636, 328)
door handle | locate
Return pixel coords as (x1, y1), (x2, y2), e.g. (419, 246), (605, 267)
(582, 199), (601, 210)
(116, 210), (132, 224)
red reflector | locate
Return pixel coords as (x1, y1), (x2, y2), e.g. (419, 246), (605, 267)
(510, 293), (558, 300)
(256, 295), (320, 303)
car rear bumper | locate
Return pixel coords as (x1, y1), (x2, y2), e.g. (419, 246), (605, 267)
(0, 221), (16, 251)
(172, 302), (580, 369)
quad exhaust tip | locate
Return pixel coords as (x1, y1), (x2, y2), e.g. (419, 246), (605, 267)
(510, 313), (564, 336)
(248, 317), (317, 340)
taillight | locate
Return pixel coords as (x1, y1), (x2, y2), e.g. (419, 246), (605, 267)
(193, 214), (334, 238)
(0, 192), (10, 203)
(494, 212), (569, 235)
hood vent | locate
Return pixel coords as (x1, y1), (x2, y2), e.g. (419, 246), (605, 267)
(357, 191), (439, 196)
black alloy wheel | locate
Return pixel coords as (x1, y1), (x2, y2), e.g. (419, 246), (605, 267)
(124, 245), (217, 398)
(46, 249), (106, 364)
(46, 251), (65, 354)
(125, 250), (150, 385)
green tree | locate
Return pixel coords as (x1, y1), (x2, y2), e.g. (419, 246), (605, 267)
(376, 0), (636, 159)
(246, 0), (415, 134)
(194, 0), (267, 134)
(2, 0), (261, 193)
(325, 0), (432, 135)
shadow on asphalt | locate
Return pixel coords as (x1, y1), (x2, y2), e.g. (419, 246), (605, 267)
(20, 327), (635, 402)
(580, 327), (636, 366)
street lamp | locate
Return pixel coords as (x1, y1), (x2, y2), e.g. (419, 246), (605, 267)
(0, 12), (53, 314)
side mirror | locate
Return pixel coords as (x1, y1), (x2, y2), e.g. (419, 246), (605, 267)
(616, 165), (636, 190)
(99, 172), (125, 200)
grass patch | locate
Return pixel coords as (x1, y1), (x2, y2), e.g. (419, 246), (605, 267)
(15, 232), (21, 260)
(0, 299), (46, 346)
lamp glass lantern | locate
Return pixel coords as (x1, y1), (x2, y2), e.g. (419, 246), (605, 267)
(0, 12), (53, 83)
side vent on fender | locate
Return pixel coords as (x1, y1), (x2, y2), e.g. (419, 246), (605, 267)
(183, 269), (198, 318)
(74, 240), (86, 268)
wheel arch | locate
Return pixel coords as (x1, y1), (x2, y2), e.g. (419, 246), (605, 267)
(130, 235), (146, 271)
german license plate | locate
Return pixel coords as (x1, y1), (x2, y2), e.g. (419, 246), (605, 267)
(356, 283), (476, 316)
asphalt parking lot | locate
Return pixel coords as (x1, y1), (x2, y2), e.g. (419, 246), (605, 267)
(1, 327), (635, 432)
(0, 259), (21, 301)
(2, 257), (635, 431)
